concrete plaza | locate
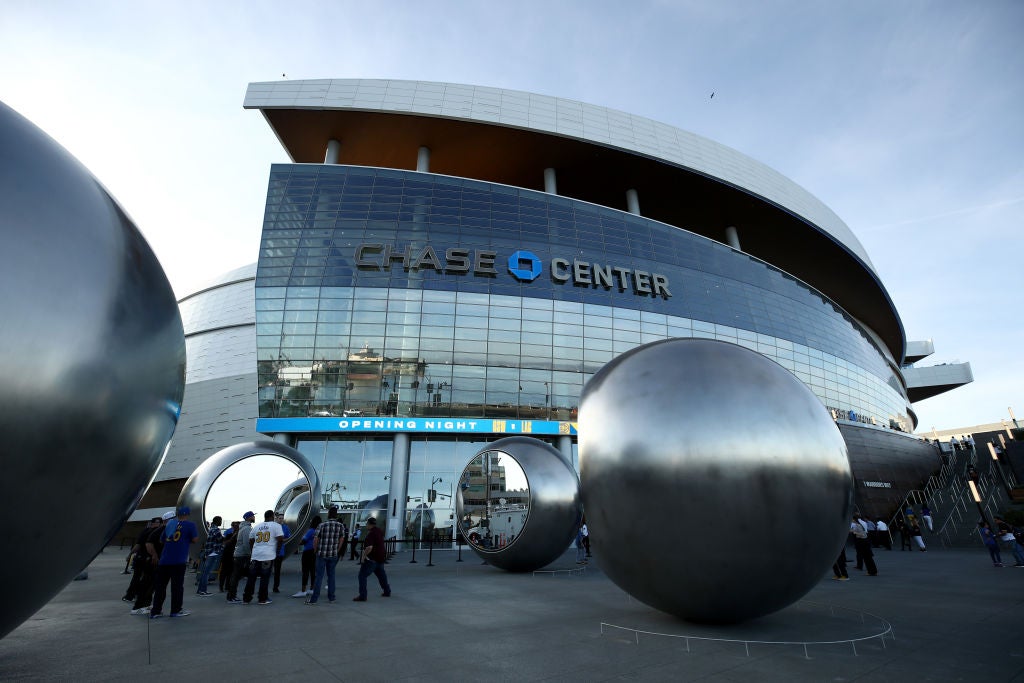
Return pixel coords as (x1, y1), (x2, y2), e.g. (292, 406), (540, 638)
(1, 541), (1021, 681)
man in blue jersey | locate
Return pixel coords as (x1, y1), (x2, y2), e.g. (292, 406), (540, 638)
(150, 507), (199, 619)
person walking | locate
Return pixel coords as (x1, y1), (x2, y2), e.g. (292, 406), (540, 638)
(910, 520), (927, 551)
(226, 511), (255, 603)
(293, 515), (321, 598)
(196, 515), (224, 596)
(581, 521), (591, 558)
(851, 515), (877, 575)
(979, 522), (1004, 567)
(307, 508), (345, 605)
(921, 504), (934, 533)
(349, 525), (362, 561)
(574, 526), (587, 564)
(150, 507), (199, 619)
(244, 510), (284, 605)
(353, 517), (391, 601)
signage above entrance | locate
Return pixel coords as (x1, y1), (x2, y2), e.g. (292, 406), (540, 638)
(354, 242), (670, 299)
(257, 416), (578, 436)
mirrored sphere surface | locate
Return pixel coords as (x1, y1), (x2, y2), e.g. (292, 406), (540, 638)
(178, 441), (321, 556)
(460, 450), (531, 551)
(457, 436), (581, 572)
(580, 339), (853, 623)
(0, 101), (185, 639)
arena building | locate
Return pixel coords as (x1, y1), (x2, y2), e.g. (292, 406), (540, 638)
(138, 79), (971, 535)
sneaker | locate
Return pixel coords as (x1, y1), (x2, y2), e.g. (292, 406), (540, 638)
(122, 596), (133, 603)
(381, 592), (391, 597)
(197, 591), (212, 596)
(169, 609), (191, 618)
(305, 600), (317, 605)
(838, 576), (850, 581)
(130, 607), (151, 615)
(150, 613), (162, 619)
(292, 591), (307, 598)
(273, 588), (280, 593)
(329, 599), (336, 603)
(258, 600), (273, 605)
(227, 598), (242, 604)
(352, 596), (366, 602)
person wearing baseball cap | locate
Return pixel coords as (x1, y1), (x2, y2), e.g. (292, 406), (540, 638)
(150, 507), (198, 619)
(226, 511), (256, 603)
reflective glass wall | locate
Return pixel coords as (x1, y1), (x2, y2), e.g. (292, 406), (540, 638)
(256, 165), (911, 431)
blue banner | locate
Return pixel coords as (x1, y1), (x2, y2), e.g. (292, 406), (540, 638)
(256, 417), (577, 436)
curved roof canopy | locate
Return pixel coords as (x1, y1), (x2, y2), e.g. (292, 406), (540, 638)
(245, 78), (905, 362)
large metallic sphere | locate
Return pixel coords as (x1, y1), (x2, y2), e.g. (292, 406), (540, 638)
(580, 339), (852, 623)
(0, 101), (185, 639)
(177, 441), (321, 555)
(457, 436), (582, 572)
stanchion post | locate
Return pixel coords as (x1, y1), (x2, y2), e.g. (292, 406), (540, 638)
(409, 537), (418, 564)
(427, 537), (435, 567)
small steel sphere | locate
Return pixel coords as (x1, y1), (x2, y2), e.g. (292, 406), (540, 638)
(457, 436), (582, 572)
(579, 339), (853, 623)
(177, 441), (322, 556)
(0, 101), (185, 638)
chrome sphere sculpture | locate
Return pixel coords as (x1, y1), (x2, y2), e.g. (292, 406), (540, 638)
(456, 436), (582, 572)
(579, 338), (853, 623)
(0, 101), (185, 639)
(177, 441), (321, 556)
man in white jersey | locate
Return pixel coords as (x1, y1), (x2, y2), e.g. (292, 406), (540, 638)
(243, 510), (284, 605)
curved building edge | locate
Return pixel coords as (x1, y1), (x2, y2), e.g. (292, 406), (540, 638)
(244, 78), (906, 362)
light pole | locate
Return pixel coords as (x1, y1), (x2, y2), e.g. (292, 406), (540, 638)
(989, 442), (1012, 496)
(968, 479), (996, 533)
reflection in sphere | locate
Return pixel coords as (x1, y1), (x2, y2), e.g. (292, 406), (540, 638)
(457, 436), (582, 572)
(0, 101), (185, 639)
(580, 339), (853, 623)
(178, 441), (321, 555)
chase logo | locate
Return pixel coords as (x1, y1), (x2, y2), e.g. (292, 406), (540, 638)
(507, 250), (542, 281)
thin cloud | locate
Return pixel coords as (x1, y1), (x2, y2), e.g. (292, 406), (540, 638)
(861, 196), (1024, 233)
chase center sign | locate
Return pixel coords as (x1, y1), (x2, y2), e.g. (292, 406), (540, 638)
(355, 243), (672, 298)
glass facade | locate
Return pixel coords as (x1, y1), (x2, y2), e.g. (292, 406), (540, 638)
(255, 164), (910, 430)
(254, 163), (916, 536)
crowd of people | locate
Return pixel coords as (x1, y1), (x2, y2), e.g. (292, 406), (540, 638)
(121, 505), (392, 618)
(831, 498), (1024, 581)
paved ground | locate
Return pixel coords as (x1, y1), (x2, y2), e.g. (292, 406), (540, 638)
(1, 541), (1022, 682)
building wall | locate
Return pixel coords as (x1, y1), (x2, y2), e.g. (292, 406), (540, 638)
(255, 165), (910, 429)
(154, 267), (261, 483)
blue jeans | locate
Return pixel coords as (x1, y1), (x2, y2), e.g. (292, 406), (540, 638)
(310, 556), (339, 603)
(357, 559), (391, 599)
(576, 544), (586, 562)
(196, 553), (221, 593)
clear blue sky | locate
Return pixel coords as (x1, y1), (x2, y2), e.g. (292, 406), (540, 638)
(2, 1), (1020, 432)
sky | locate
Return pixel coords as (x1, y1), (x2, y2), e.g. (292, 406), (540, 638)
(2, 1), (1021, 434)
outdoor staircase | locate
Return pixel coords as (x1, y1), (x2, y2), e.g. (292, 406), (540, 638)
(887, 443), (1019, 548)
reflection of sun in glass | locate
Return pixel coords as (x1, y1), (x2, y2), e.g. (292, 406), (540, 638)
(205, 455), (305, 524)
